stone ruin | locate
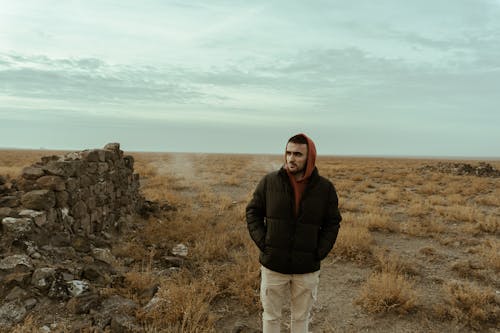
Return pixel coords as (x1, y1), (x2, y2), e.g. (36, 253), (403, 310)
(419, 161), (500, 178)
(0, 143), (145, 330)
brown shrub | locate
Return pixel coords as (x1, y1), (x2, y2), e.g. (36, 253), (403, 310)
(339, 199), (361, 212)
(450, 260), (491, 282)
(358, 211), (399, 233)
(407, 200), (429, 218)
(419, 183), (440, 195)
(356, 271), (418, 314)
(138, 268), (218, 332)
(476, 215), (499, 235)
(373, 248), (420, 276)
(384, 187), (401, 203)
(468, 239), (500, 271)
(403, 217), (446, 236)
(434, 281), (499, 329)
(333, 221), (374, 261)
(475, 194), (500, 207)
(436, 204), (480, 223)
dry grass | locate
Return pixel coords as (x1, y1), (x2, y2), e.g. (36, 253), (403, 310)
(403, 217), (447, 236)
(356, 271), (419, 314)
(434, 281), (499, 329)
(373, 248), (420, 277)
(138, 268), (219, 332)
(467, 239), (500, 271)
(406, 199), (429, 218)
(476, 215), (500, 235)
(357, 211), (400, 233)
(333, 217), (374, 262)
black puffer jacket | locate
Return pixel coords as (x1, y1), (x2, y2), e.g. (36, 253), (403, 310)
(246, 167), (342, 274)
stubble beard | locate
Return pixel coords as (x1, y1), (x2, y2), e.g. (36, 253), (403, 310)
(287, 163), (305, 175)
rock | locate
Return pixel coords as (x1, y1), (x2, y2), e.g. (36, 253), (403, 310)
(24, 298), (37, 310)
(97, 162), (109, 174)
(36, 175), (66, 191)
(40, 155), (61, 164)
(25, 241), (39, 256)
(91, 248), (116, 265)
(171, 243), (188, 257)
(43, 161), (77, 177)
(19, 209), (47, 227)
(71, 236), (91, 253)
(162, 256), (184, 268)
(16, 178), (38, 191)
(65, 178), (79, 192)
(123, 156), (134, 170)
(67, 292), (99, 315)
(0, 254), (33, 271)
(0, 301), (27, 327)
(81, 150), (101, 162)
(5, 286), (29, 301)
(93, 295), (138, 330)
(64, 152), (82, 161)
(0, 195), (20, 208)
(104, 142), (120, 151)
(110, 313), (141, 332)
(31, 267), (56, 290)
(67, 280), (90, 297)
(48, 271), (71, 300)
(0, 175), (6, 185)
(2, 271), (32, 290)
(101, 295), (138, 314)
(71, 200), (88, 219)
(21, 190), (56, 210)
(22, 166), (45, 180)
(2, 217), (32, 234)
(143, 295), (162, 312)
(81, 263), (111, 283)
(70, 320), (94, 333)
(30, 252), (42, 259)
(39, 325), (51, 333)
(55, 191), (69, 208)
(0, 207), (13, 219)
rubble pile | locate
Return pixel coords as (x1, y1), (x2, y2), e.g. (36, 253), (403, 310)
(0, 143), (145, 331)
(419, 162), (500, 178)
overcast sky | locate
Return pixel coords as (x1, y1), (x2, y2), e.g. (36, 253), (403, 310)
(1, 0), (499, 157)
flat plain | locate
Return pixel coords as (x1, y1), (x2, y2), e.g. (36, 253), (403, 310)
(1, 150), (499, 332)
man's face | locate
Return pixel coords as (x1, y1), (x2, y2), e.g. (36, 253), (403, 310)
(286, 142), (308, 175)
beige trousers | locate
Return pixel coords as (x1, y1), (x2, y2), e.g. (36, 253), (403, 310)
(260, 265), (320, 333)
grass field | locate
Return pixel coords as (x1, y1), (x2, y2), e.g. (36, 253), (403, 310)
(1, 150), (499, 332)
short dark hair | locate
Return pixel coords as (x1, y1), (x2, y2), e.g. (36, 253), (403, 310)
(288, 134), (308, 145)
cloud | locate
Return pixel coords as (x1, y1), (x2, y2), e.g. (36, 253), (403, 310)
(0, 53), (204, 104)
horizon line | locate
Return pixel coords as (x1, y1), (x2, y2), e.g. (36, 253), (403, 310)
(1, 146), (499, 161)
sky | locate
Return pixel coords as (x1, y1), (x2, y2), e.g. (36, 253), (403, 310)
(1, 0), (499, 157)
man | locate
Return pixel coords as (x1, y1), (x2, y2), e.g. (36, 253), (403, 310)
(246, 133), (342, 333)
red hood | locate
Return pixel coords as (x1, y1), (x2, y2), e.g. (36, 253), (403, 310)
(284, 133), (317, 182)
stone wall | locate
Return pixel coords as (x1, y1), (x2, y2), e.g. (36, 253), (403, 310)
(0, 143), (144, 328)
(418, 161), (500, 178)
(0, 143), (143, 239)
